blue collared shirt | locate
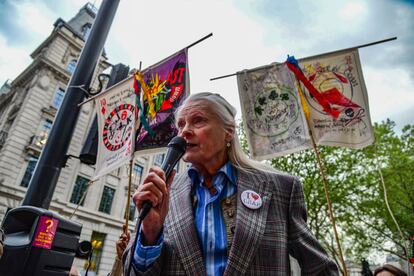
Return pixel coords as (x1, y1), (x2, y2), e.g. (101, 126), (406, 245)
(189, 162), (237, 276)
(133, 162), (237, 275)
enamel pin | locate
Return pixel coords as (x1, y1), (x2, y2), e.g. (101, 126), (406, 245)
(241, 190), (262, 210)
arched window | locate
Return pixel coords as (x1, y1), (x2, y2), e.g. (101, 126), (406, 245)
(82, 23), (92, 41)
(66, 59), (77, 74)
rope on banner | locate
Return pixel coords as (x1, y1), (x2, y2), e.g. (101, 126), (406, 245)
(69, 180), (96, 219)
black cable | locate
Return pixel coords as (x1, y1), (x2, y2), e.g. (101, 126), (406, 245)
(85, 250), (93, 276)
(125, 136), (186, 275)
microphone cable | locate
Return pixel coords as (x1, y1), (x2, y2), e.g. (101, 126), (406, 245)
(125, 136), (186, 275)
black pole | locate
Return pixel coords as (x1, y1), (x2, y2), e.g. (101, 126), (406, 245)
(22, 0), (120, 208)
(79, 63), (130, 165)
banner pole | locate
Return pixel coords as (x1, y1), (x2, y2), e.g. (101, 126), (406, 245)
(309, 133), (348, 276)
(78, 33), (213, 107)
(297, 81), (348, 276)
(374, 143), (408, 260)
(124, 159), (134, 232)
(210, 37), (397, 81)
(186, 33), (213, 49)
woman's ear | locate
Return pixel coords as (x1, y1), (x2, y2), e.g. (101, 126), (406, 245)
(225, 126), (235, 143)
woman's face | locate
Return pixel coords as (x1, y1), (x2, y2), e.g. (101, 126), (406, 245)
(177, 100), (230, 173)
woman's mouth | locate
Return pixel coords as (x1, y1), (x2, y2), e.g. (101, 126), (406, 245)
(186, 143), (197, 149)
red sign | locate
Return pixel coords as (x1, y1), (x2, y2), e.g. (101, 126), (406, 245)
(32, 216), (58, 249)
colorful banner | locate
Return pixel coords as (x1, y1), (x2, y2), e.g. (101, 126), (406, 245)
(237, 49), (374, 160)
(237, 63), (310, 160)
(94, 78), (136, 180)
(134, 49), (189, 152)
(295, 49), (374, 148)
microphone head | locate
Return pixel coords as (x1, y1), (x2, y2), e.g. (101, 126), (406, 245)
(167, 136), (187, 153)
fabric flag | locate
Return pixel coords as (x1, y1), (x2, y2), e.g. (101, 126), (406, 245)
(134, 49), (189, 153)
(94, 78), (136, 180)
(289, 49), (374, 149)
(237, 63), (311, 160)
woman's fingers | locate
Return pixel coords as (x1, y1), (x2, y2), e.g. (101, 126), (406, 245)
(133, 166), (169, 209)
(133, 189), (159, 209)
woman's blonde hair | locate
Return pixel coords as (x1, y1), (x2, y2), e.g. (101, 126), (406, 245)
(175, 92), (273, 172)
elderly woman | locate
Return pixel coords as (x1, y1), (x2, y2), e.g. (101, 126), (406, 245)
(123, 92), (338, 275)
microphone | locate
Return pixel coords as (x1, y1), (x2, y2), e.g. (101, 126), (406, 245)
(138, 136), (187, 220)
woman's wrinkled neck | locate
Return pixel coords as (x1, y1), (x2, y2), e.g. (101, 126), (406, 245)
(192, 154), (228, 187)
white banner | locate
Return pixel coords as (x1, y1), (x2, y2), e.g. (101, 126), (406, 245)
(299, 49), (374, 148)
(237, 63), (310, 160)
(94, 78), (136, 180)
(237, 49), (374, 160)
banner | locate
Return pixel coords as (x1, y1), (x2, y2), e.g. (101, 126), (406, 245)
(134, 49), (189, 153)
(237, 49), (374, 160)
(295, 49), (374, 148)
(237, 63), (310, 160)
(94, 79), (136, 180)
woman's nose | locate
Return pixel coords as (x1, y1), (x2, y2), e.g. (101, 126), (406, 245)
(179, 125), (192, 138)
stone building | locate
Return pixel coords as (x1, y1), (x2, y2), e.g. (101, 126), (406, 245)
(0, 3), (181, 275)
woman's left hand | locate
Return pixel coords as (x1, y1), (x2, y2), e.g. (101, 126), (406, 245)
(116, 224), (130, 259)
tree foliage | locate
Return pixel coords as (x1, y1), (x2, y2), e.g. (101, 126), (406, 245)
(237, 119), (414, 265)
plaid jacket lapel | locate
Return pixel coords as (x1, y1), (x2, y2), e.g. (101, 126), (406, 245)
(167, 173), (207, 275)
(224, 169), (273, 275)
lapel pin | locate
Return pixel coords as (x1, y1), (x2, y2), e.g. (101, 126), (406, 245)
(241, 190), (262, 210)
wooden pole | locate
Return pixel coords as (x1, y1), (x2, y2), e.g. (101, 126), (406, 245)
(124, 159), (134, 232)
(296, 81), (348, 276)
(78, 33), (213, 107)
(210, 37), (397, 81)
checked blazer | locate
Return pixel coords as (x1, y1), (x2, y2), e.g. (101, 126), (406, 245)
(123, 168), (339, 275)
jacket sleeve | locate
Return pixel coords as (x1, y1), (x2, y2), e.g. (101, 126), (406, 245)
(122, 232), (165, 276)
(287, 177), (339, 276)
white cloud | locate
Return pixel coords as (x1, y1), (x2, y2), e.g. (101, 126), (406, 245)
(363, 66), (414, 123)
(339, 2), (367, 22)
(18, 2), (55, 38)
(0, 36), (32, 84)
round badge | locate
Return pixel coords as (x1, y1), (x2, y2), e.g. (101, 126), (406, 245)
(241, 190), (262, 210)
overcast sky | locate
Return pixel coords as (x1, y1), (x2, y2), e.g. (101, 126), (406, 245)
(0, 0), (413, 131)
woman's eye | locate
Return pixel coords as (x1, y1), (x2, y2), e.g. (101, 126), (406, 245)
(177, 121), (185, 129)
(193, 116), (205, 126)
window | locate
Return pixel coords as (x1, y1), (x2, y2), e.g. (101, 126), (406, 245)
(66, 59), (77, 74)
(99, 186), (115, 214)
(33, 119), (53, 147)
(154, 154), (165, 166)
(20, 157), (38, 187)
(81, 23), (92, 40)
(52, 88), (65, 110)
(87, 231), (106, 273)
(132, 163), (143, 185)
(70, 176), (89, 206)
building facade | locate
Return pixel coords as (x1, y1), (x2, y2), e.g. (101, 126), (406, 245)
(0, 4), (184, 275)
